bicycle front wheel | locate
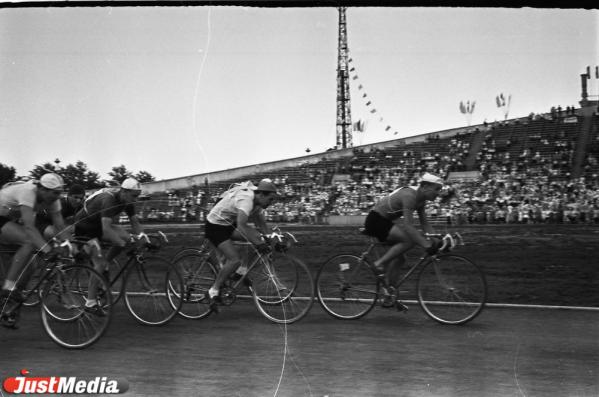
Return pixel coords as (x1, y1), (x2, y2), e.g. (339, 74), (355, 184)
(249, 253), (314, 324)
(170, 252), (218, 319)
(316, 254), (379, 320)
(40, 264), (112, 349)
(417, 254), (487, 325)
(124, 256), (183, 326)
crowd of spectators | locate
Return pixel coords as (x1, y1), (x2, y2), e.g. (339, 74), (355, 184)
(135, 111), (599, 226)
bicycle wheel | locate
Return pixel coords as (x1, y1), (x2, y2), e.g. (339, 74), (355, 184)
(316, 254), (379, 320)
(417, 254), (487, 325)
(249, 253), (314, 324)
(123, 255), (183, 326)
(40, 264), (112, 349)
(170, 252), (218, 319)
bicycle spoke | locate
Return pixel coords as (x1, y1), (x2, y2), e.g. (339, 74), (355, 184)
(124, 256), (183, 326)
(250, 253), (314, 324)
(170, 252), (217, 320)
(41, 264), (112, 349)
(418, 254), (487, 325)
(316, 254), (378, 319)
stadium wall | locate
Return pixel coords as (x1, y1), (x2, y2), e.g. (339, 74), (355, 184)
(141, 121), (498, 195)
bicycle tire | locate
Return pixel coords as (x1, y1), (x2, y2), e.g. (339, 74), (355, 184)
(40, 264), (112, 349)
(249, 253), (314, 324)
(123, 255), (183, 326)
(169, 252), (218, 320)
(417, 254), (487, 325)
(316, 254), (379, 320)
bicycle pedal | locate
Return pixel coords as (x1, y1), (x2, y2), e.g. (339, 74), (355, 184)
(395, 301), (409, 312)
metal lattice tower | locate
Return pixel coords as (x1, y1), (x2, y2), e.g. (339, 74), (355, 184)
(336, 7), (353, 149)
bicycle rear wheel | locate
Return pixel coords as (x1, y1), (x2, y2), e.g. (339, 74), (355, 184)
(170, 252), (218, 319)
(123, 255), (183, 326)
(417, 254), (487, 325)
(316, 254), (379, 320)
(40, 264), (112, 349)
(249, 253), (314, 324)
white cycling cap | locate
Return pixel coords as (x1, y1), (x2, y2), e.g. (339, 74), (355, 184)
(256, 178), (278, 194)
(420, 172), (444, 185)
(39, 173), (65, 190)
(121, 177), (142, 191)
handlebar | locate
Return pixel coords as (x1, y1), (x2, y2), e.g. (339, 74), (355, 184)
(424, 232), (464, 252)
(262, 226), (297, 252)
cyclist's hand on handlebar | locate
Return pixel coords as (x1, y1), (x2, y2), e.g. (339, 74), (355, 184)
(255, 243), (272, 255)
(425, 238), (442, 256)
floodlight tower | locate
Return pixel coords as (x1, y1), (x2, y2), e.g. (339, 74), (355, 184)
(336, 7), (353, 149)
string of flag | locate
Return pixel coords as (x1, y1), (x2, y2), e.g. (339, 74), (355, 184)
(347, 58), (399, 136)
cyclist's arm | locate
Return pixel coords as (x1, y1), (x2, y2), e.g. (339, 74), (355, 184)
(250, 210), (270, 235)
(128, 214), (143, 236)
(417, 206), (434, 235)
(49, 210), (70, 240)
(235, 210), (263, 246)
(20, 206), (52, 253)
(101, 217), (128, 247)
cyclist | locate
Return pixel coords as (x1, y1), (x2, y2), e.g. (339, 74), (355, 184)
(36, 183), (85, 240)
(362, 172), (446, 298)
(73, 177), (144, 313)
(0, 173), (69, 305)
(204, 179), (278, 309)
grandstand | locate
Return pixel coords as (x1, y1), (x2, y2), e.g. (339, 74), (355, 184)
(139, 100), (599, 226)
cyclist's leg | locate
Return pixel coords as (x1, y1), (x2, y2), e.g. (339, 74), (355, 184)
(0, 221), (35, 300)
(374, 226), (415, 285)
(208, 239), (242, 298)
(104, 225), (130, 262)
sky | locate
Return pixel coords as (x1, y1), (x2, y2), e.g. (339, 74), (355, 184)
(0, 5), (598, 181)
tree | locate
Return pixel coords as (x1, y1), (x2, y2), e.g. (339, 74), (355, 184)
(108, 165), (133, 184)
(135, 170), (156, 183)
(0, 163), (16, 186)
(62, 161), (103, 189)
(29, 162), (60, 180)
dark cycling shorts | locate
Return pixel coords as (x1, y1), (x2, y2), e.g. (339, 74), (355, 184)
(74, 222), (103, 240)
(363, 211), (394, 242)
(0, 216), (10, 232)
(205, 221), (236, 247)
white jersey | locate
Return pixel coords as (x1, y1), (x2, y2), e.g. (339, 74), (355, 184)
(0, 180), (61, 219)
(207, 182), (261, 226)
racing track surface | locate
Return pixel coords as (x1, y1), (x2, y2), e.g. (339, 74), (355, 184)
(1, 301), (598, 397)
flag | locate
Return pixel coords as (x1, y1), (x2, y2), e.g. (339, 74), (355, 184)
(596, 66), (599, 79)
(366, 101), (372, 106)
(471, 101), (476, 112)
(352, 75), (358, 80)
(358, 84), (363, 90)
(496, 95), (501, 107)
(370, 109), (377, 114)
(459, 101), (466, 114)
(385, 125), (391, 131)
(587, 66), (591, 79)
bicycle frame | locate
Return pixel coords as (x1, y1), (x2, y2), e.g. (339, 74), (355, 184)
(357, 241), (430, 293)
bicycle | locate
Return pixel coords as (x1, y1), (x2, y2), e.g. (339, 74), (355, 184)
(315, 231), (487, 325)
(170, 227), (314, 324)
(72, 232), (184, 326)
(0, 240), (112, 349)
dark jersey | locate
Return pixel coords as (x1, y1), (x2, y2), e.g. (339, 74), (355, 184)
(36, 196), (82, 227)
(74, 188), (135, 227)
